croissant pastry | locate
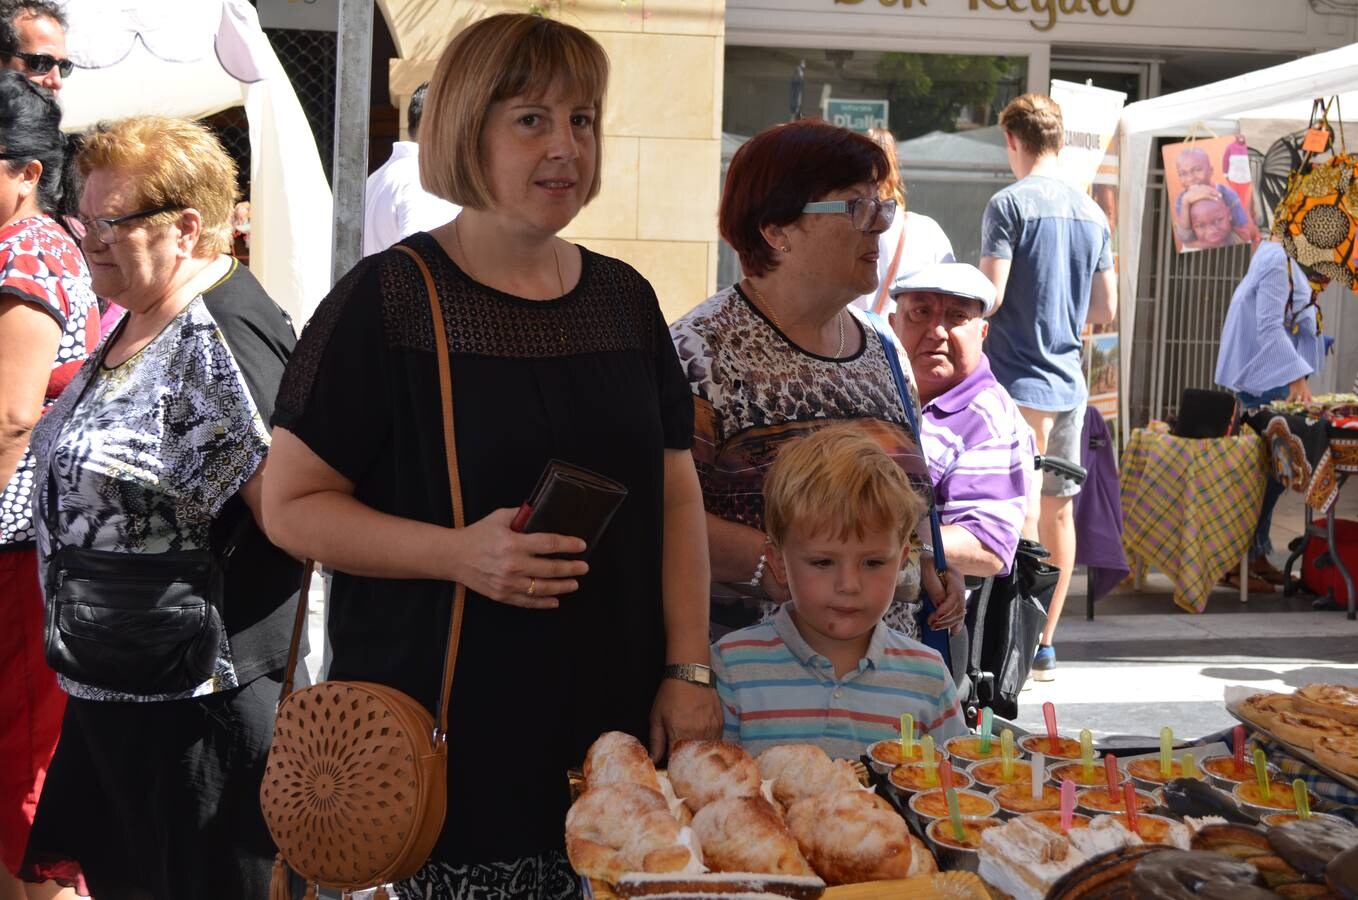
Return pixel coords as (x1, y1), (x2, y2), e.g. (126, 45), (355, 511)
(584, 730), (662, 793)
(668, 740), (763, 813)
(565, 783), (701, 883)
(785, 790), (912, 884)
(756, 744), (861, 810)
(690, 796), (815, 876)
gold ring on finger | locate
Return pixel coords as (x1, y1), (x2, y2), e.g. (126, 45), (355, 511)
(527, 577), (537, 596)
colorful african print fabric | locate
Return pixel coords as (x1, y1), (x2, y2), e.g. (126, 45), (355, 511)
(1273, 153), (1358, 291)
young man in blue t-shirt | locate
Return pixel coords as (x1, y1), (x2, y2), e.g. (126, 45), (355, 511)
(978, 93), (1117, 681)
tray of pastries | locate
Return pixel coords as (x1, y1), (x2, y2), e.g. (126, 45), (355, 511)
(567, 734), (944, 898)
(1044, 817), (1358, 899)
(1226, 684), (1358, 792)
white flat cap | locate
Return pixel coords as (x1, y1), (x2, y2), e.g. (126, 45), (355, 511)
(889, 262), (998, 316)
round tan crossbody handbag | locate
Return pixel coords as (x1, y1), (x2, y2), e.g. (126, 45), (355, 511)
(260, 245), (464, 900)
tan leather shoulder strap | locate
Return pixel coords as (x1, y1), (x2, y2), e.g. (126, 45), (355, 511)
(393, 244), (465, 738)
(277, 245), (467, 738)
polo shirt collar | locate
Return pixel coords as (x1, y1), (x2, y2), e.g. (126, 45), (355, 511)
(389, 141), (419, 160)
(926, 354), (996, 415)
(770, 604), (890, 675)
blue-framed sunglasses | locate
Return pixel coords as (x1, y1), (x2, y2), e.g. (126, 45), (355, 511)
(802, 197), (896, 232)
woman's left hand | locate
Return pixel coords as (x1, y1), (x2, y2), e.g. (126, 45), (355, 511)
(923, 563), (967, 635)
(648, 678), (723, 763)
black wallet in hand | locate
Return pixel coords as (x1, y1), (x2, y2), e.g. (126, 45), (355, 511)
(509, 459), (628, 560)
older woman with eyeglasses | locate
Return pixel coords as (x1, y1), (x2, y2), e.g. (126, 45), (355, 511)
(23, 116), (300, 899)
(670, 119), (966, 658)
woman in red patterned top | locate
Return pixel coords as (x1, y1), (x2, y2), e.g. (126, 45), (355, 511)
(0, 71), (97, 897)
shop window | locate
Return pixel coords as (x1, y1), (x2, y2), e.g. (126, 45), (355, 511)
(724, 46), (1026, 140)
(719, 47), (1026, 285)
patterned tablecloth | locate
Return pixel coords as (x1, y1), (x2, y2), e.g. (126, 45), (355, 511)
(1245, 410), (1358, 514)
(1121, 428), (1267, 613)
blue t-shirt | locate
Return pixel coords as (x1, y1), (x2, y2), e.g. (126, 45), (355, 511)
(980, 175), (1113, 411)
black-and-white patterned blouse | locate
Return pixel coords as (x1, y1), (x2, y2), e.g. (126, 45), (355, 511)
(29, 294), (270, 702)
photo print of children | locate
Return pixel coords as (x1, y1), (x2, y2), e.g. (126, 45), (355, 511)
(1162, 135), (1259, 253)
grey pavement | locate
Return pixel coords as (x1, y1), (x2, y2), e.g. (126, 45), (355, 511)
(1009, 487), (1358, 742)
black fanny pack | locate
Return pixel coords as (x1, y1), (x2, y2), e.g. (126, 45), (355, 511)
(45, 544), (226, 695)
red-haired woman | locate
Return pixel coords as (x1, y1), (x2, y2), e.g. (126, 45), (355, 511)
(670, 119), (965, 657)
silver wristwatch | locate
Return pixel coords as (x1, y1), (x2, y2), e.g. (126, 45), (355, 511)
(663, 663), (715, 688)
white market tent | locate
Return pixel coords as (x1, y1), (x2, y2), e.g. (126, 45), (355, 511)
(55, 0), (332, 324)
(1115, 43), (1358, 431)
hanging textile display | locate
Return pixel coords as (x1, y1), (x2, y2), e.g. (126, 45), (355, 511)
(1272, 96), (1358, 291)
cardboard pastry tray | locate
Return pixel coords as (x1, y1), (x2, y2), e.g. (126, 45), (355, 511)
(1224, 695), (1358, 794)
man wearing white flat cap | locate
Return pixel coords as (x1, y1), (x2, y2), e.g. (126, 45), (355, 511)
(890, 262), (1033, 581)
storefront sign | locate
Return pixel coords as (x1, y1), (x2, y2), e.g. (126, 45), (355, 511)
(969, 0), (1135, 32)
(1051, 79), (1125, 425)
(824, 98), (889, 133)
(257, 0), (338, 32)
(1050, 79), (1125, 192)
(831, 0), (1136, 32)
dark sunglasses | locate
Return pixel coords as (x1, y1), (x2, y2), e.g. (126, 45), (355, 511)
(3, 49), (74, 78)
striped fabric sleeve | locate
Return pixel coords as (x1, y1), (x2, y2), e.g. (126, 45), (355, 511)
(926, 669), (968, 741)
(711, 642), (741, 742)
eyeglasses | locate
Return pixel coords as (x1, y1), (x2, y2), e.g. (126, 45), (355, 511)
(77, 205), (180, 245)
(901, 299), (981, 330)
(2, 49), (73, 78)
(802, 197), (896, 232)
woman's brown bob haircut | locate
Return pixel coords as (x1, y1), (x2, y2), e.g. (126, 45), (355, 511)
(720, 120), (889, 278)
(420, 13), (609, 210)
(77, 116), (238, 255)
(998, 93), (1064, 158)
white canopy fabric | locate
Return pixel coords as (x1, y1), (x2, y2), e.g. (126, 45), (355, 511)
(1115, 43), (1358, 431)
(57, 0), (332, 324)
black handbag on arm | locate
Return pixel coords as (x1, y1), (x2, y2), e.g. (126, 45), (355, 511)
(964, 538), (1058, 721)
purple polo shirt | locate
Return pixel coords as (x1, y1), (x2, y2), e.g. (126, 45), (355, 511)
(919, 355), (1030, 574)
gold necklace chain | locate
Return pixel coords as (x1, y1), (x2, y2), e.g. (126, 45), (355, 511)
(454, 220), (564, 296)
(745, 279), (845, 358)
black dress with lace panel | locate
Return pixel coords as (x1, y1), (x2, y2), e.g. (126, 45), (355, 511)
(272, 232), (692, 875)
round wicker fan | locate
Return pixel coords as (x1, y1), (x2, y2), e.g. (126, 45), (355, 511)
(1257, 130), (1308, 223)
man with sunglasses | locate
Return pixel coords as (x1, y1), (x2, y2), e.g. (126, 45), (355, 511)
(0, 1), (70, 95)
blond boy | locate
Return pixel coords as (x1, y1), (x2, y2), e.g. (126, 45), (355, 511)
(709, 425), (966, 758)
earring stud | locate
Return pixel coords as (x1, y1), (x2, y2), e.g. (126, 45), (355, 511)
(781, 245), (791, 253)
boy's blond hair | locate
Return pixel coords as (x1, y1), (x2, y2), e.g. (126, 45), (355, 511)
(998, 93), (1063, 158)
(764, 424), (924, 547)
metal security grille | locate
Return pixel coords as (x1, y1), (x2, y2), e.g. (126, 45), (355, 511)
(265, 28), (337, 183)
(201, 27), (337, 192)
(1129, 165), (1253, 426)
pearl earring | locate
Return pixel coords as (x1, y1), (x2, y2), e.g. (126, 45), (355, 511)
(781, 245), (791, 253)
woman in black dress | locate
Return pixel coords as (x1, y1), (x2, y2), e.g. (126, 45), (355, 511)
(263, 14), (720, 898)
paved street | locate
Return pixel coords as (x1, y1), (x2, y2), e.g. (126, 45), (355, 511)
(1010, 489), (1358, 743)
